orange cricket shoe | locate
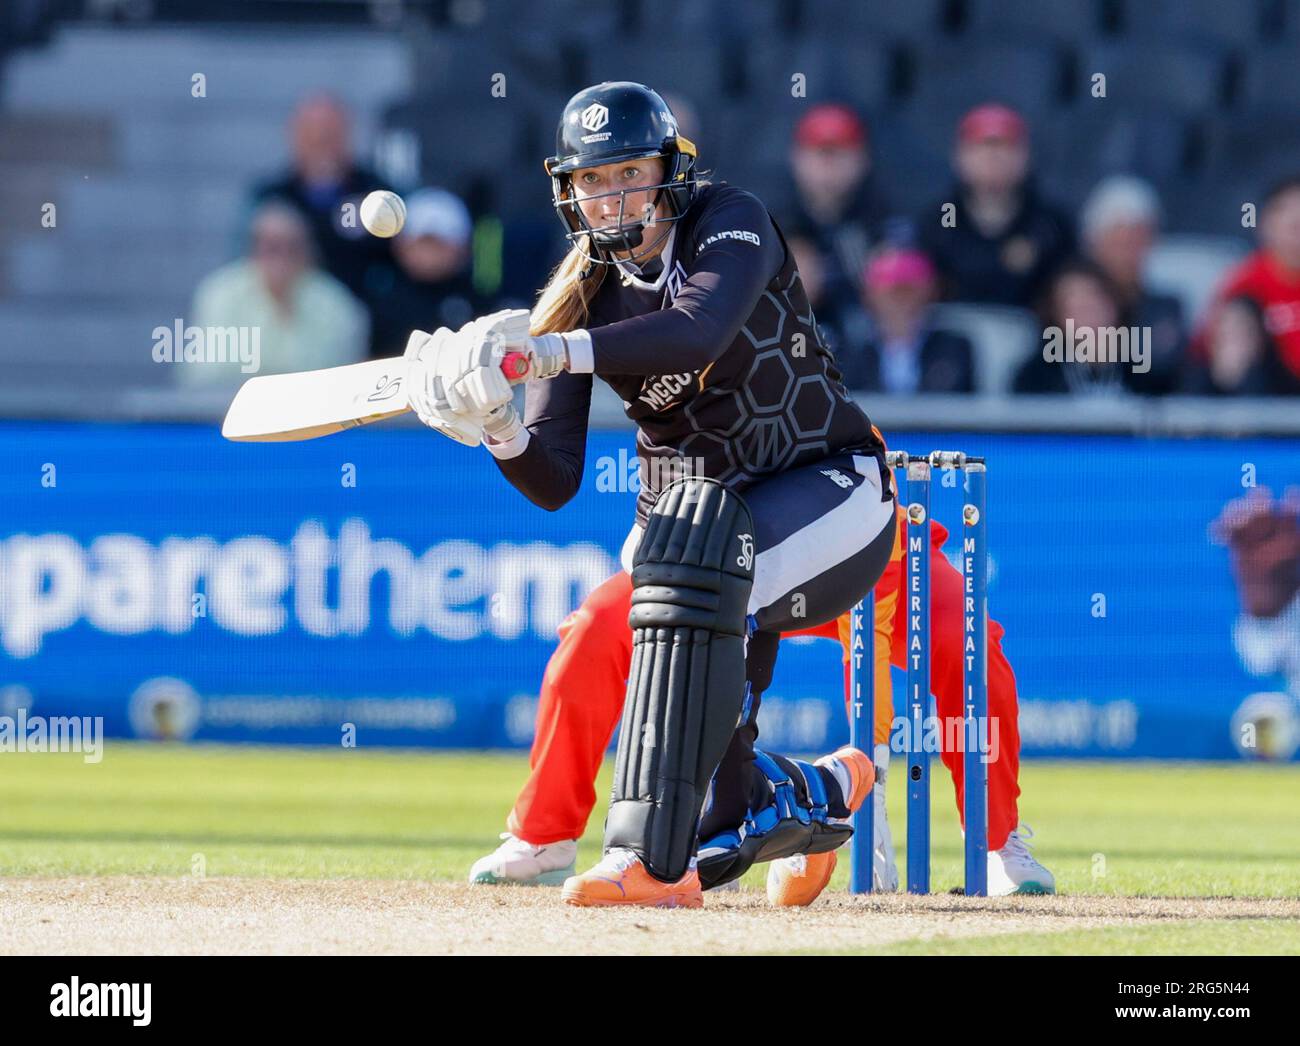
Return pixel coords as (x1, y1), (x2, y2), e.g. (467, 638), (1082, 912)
(766, 746), (875, 908)
(561, 848), (703, 908)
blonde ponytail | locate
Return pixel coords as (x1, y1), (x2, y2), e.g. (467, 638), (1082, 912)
(530, 239), (607, 336)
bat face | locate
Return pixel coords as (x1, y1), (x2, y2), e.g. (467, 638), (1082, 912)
(221, 357), (413, 442)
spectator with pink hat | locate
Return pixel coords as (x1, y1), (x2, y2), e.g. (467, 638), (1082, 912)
(836, 246), (975, 394)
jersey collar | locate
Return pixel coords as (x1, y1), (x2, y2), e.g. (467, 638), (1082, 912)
(613, 225), (678, 291)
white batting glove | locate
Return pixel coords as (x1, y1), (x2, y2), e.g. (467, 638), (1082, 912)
(482, 402), (523, 444)
(403, 328), (488, 447)
(454, 309), (571, 385)
(437, 309), (533, 414)
(471, 308), (533, 349)
(525, 333), (571, 379)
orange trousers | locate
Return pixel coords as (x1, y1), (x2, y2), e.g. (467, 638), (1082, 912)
(507, 511), (1022, 850)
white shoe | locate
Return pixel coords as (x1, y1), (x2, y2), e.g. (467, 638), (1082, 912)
(987, 825), (1055, 896)
(870, 743), (899, 891)
(468, 832), (577, 886)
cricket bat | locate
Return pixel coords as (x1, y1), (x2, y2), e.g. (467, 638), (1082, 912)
(221, 352), (531, 442)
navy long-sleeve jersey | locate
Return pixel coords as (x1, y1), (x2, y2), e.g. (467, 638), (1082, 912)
(490, 182), (887, 526)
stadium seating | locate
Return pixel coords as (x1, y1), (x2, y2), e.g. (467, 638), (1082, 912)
(1239, 46), (1300, 113)
(1079, 41), (1230, 114)
(0, 23), (412, 401)
(965, 0), (1107, 44)
(908, 39), (1073, 119)
(1036, 105), (1199, 202)
(1145, 235), (1252, 324)
(854, 111), (950, 219)
(929, 303), (1040, 395)
(741, 38), (897, 112)
(797, 0), (952, 42)
(1203, 114), (1300, 184)
(1118, 0), (1271, 49)
(584, 39), (737, 102)
(1, 4), (1296, 408)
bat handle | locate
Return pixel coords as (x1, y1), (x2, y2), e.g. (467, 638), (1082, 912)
(500, 351), (531, 384)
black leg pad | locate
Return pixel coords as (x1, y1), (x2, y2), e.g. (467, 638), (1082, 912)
(604, 478), (756, 882)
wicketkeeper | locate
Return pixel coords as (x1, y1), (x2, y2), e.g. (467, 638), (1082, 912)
(470, 505), (1055, 903)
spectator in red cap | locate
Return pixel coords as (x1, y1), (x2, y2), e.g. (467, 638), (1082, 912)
(1194, 176), (1300, 393)
(779, 103), (891, 330)
(836, 246), (975, 394)
(917, 102), (1074, 308)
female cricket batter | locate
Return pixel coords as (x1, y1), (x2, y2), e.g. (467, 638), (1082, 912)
(404, 82), (897, 908)
(469, 509), (1056, 904)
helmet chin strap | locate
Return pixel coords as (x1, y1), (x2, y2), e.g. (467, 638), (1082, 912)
(590, 221), (646, 252)
(606, 222), (676, 269)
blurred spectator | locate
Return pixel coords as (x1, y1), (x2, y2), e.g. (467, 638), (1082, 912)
(837, 247), (975, 394)
(790, 233), (868, 358)
(183, 201), (367, 388)
(917, 103), (1074, 308)
(779, 103), (889, 324)
(367, 188), (486, 358)
(251, 95), (396, 303)
(1081, 175), (1185, 393)
(1197, 176), (1300, 391)
(1184, 296), (1300, 396)
(1014, 259), (1153, 395)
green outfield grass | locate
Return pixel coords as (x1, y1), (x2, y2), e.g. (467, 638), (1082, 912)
(869, 920), (1300, 956)
(2, 743), (1299, 898)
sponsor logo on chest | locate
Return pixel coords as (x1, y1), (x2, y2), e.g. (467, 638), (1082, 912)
(638, 370), (697, 411)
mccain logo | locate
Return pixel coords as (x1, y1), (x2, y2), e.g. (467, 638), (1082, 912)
(638, 371), (698, 411)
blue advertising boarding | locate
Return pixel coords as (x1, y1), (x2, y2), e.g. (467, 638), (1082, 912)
(0, 419), (1295, 760)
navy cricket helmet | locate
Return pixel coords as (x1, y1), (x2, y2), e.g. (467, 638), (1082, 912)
(544, 81), (698, 265)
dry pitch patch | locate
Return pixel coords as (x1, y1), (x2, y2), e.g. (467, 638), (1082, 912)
(3, 878), (1297, 955)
